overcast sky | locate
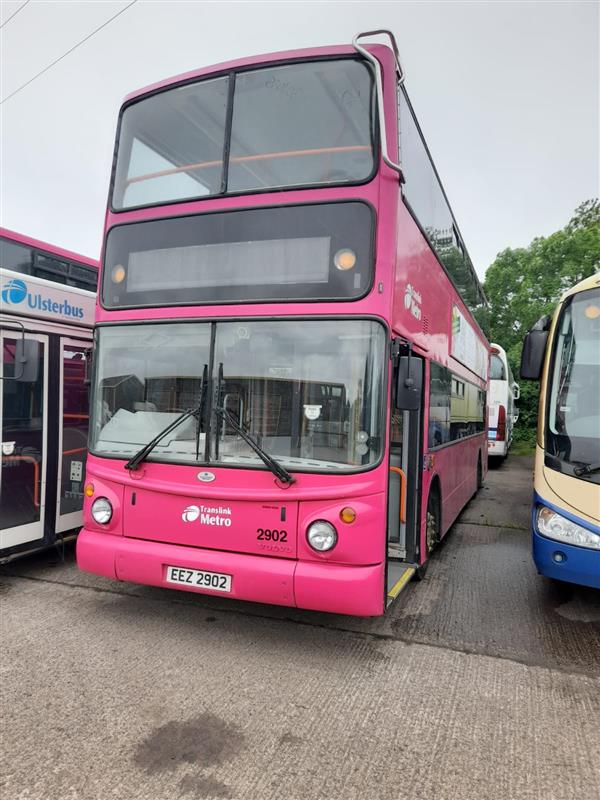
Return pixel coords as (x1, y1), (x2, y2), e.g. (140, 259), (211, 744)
(1, 0), (598, 278)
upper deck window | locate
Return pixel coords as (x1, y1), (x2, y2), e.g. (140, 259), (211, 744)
(0, 236), (97, 291)
(112, 59), (375, 210)
(398, 88), (487, 326)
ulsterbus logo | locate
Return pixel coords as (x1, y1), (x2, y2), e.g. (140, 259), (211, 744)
(2, 278), (28, 305)
(1, 277), (85, 319)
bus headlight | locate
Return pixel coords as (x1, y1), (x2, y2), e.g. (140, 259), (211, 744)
(91, 497), (113, 525)
(536, 506), (600, 550)
(307, 520), (338, 552)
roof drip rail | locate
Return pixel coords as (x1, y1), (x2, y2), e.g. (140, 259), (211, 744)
(352, 29), (404, 181)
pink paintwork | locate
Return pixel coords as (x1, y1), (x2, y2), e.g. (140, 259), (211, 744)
(78, 41), (489, 617)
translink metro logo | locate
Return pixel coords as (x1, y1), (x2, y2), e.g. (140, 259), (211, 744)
(181, 504), (232, 527)
(1, 277), (85, 319)
(182, 505), (201, 522)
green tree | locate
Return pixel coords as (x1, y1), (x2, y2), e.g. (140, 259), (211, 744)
(484, 199), (600, 445)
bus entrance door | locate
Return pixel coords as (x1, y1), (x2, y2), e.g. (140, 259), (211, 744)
(0, 331), (48, 553)
(386, 351), (424, 605)
(56, 338), (89, 535)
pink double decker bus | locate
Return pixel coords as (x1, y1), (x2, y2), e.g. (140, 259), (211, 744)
(78, 31), (489, 615)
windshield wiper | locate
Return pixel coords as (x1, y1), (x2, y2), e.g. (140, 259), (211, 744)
(195, 363), (208, 461)
(213, 363), (295, 487)
(125, 365), (208, 472)
(574, 461), (600, 476)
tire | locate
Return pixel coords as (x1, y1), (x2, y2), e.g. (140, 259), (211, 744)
(415, 487), (440, 581)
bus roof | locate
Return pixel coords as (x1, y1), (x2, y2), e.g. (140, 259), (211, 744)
(561, 272), (600, 302)
(122, 43), (389, 104)
(0, 227), (98, 270)
(490, 343), (508, 359)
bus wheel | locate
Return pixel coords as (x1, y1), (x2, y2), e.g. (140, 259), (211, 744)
(477, 454), (484, 489)
(425, 489), (440, 555)
(415, 488), (440, 581)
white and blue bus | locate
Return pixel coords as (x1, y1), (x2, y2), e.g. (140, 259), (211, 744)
(488, 343), (520, 460)
(1, 228), (97, 562)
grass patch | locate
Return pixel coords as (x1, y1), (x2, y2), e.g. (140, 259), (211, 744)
(511, 440), (536, 456)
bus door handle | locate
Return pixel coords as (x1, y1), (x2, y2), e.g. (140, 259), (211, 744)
(389, 466), (406, 524)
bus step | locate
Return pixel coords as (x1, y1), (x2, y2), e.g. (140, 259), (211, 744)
(387, 542), (406, 559)
(386, 563), (417, 607)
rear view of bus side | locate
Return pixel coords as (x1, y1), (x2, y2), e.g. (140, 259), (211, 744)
(488, 343), (520, 460)
(78, 32), (489, 616)
(522, 274), (600, 589)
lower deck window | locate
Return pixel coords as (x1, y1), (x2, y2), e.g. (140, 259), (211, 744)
(428, 362), (485, 448)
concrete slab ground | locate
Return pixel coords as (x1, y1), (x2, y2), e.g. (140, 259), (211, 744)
(1, 454), (599, 799)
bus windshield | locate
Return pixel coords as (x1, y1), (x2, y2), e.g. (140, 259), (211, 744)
(112, 59), (375, 209)
(490, 354), (506, 380)
(546, 286), (600, 481)
(90, 319), (386, 472)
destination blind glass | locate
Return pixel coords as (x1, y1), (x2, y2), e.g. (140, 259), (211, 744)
(102, 202), (373, 307)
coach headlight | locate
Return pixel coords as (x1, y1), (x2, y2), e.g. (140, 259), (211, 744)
(537, 506), (600, 550)
(91, 497), (113, 525)
(307, 520), (337, 552)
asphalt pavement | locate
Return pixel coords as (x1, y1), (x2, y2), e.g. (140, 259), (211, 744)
(1, 455), (599, 800)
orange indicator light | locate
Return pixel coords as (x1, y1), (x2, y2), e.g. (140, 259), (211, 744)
(340, 507), (356, 524)
(84, 483), (94, 498)
(111, 265), (126, 284)
(333, 249), (357, 271)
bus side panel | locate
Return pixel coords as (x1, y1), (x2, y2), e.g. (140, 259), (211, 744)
(425, 437), (483, 541)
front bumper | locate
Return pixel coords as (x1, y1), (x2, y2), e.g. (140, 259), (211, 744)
(532, 529), (600, 589)
(77, 529), (385, 616)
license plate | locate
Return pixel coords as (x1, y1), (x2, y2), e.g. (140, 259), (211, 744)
(166, 565), (232, 592)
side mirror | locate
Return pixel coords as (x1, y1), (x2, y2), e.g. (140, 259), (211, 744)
(521, 315), (551, 380)
(396, 355), (422, 410)
(520, 330), (549, 379)
(13, 339), (40, 383)
(513, 383), (521, 400)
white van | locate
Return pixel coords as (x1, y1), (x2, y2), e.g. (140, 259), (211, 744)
(488, 344), (520, 459)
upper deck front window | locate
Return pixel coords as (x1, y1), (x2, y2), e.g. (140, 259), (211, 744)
(112, 59), (375, 210)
